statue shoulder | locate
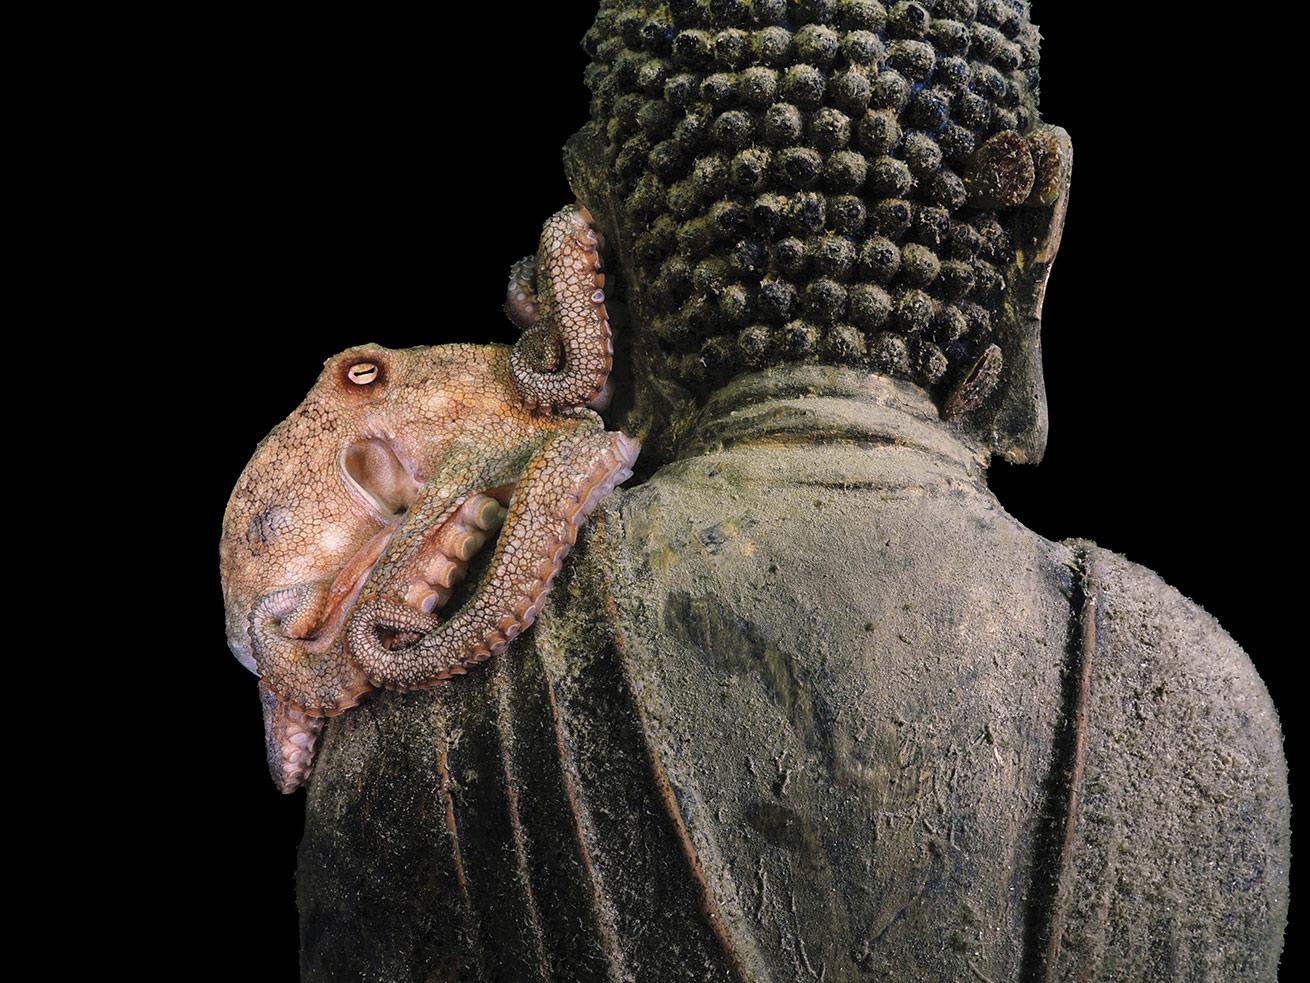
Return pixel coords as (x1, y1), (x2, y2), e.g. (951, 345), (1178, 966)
(1052, 540), (1289, 981)
(1077, 540), (1282, 746)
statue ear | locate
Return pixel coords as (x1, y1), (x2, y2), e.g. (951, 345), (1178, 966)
(979, 125), (1073, 465)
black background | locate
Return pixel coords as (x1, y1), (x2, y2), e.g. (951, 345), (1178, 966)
(157, 4), (1298, 976)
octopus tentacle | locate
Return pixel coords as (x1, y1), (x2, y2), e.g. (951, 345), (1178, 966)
(397, 492), (509, 614)
(357, 442), (535, 596)
(348, 426), (639, 689)
(244, 448), (534, 718)
(260, 682), (326, 794)
(509, 204), (612, 413)
(504, 255), (539, 330)
(249, 582), (372, 716)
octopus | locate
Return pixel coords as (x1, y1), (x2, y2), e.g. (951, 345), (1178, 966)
(220, 205), (639, 792)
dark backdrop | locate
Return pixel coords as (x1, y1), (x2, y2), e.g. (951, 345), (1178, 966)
(162, 5), (1297, 976)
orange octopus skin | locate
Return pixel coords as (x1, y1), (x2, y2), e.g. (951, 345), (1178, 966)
(219, 205), (638, 793)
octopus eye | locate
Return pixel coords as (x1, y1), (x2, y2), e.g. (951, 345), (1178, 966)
(347, 362), (380, 385)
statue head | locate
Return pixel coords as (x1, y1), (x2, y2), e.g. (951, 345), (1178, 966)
(565, 0), (1071, 463)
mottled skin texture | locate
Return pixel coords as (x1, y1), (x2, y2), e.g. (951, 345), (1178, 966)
(508, 207), (614, 413)
(220, 205), (638, 792)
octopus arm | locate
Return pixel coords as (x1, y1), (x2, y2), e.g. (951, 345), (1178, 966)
(249, 581), (372, 716)
(509, 205), (612, 413)
(348, 424), (638, 689)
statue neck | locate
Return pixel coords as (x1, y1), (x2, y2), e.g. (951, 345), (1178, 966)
(675, 365), (989, 481)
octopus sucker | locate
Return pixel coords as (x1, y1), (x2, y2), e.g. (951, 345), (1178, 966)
(394, 489), (511, 618)
(424, 554), (462, 590)
(504, 255), (540, 331)
(404, 582), (450, 614)
(468, 496), (507, 531)
(221, 203), (639, 792)
(260, 682), (327, 794)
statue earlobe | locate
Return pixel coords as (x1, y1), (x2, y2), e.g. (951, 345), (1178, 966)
(980, 125), (1073, 465)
